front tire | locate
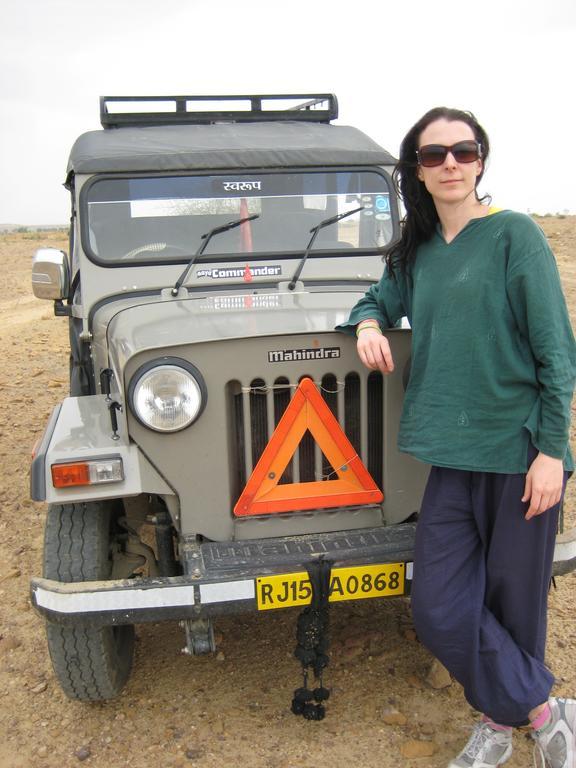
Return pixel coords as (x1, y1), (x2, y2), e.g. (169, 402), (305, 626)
(43, 502), (135, 701)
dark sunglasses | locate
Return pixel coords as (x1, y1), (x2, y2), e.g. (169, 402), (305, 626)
(416, 141), (482, 168)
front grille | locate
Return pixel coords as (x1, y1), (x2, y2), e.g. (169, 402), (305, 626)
(229, 372), (384, 507)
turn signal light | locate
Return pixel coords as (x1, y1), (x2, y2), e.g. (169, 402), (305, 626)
(51, 459), (124, 488)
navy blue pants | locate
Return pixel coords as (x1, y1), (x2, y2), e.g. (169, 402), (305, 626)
(411, 452), (566, 727)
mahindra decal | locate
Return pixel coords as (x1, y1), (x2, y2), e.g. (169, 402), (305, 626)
(268, 347), (341, 363)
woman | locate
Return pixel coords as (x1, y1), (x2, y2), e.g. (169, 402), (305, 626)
(337, 107), (576, 768)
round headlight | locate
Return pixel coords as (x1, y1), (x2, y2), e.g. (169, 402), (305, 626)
(129, 359), (207, 432)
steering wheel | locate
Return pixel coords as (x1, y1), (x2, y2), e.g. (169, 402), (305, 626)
(120, 243), (190, 260)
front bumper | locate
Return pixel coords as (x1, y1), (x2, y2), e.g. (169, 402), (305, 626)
(30, 523), (576, 627)
(31, 524), (416, 626)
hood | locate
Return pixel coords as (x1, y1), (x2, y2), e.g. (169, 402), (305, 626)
(100, 288), (364, 374)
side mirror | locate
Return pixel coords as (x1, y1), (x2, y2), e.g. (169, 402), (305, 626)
(32, 248), (70, 300)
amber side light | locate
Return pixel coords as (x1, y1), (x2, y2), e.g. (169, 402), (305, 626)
(51, 463), (91, 488)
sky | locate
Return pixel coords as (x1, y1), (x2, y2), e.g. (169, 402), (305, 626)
(1, 0), (575, 225)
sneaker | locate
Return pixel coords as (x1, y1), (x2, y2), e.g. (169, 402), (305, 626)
(533, 697), (576, 768)
(448, 722), (513, 767)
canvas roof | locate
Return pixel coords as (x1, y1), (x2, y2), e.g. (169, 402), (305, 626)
(67, 121), (396, 176)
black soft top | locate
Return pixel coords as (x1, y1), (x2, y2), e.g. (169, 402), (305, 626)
(67, 121), (396, 176)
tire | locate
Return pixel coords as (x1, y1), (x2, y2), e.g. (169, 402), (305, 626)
(43, 501), (135, 701)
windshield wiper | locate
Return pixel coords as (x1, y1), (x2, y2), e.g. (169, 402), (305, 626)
(287, 206), (364, 291)
(170, 214), (260, 296)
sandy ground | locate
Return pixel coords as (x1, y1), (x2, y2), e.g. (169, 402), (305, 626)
(0, 220), (575, 768)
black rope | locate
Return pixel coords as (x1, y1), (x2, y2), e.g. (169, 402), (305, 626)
(291, 559), (332, 720)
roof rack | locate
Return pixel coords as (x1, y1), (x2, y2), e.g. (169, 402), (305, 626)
(99, 94), (338, 129)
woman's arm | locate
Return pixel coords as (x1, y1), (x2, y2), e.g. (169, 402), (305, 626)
(336, 268), (410, 338)
(522, 452), (564, 519)
(506, 218), (576, 515)
(356, 322), (395, 373)
(507, 227), (576, 462)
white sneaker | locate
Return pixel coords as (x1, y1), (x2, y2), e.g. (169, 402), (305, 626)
(448, 722), (513, 768)
(533, 697), (576, 768)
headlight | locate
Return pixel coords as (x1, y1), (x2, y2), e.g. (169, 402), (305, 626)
(129, 359), (207, 432)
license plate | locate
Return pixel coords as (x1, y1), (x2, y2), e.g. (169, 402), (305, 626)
(256, 562), (405, 611)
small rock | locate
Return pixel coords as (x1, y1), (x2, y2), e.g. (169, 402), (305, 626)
(75, 746), (91, 761)
(185, 747), (204, 760)
(403, 628), (417, 642)
(213, 719), (225, 734)
(557, 640), (566, 649)
(407, 674), (424, 689)
(400, 739), (438, 758)
(30, 681), (47, 694)
(330, 640), (343, 655)
(343, 635), (366, 649)
(367, 634), (385, 654)
(216, 651), (225, 662)
(420, 723), (436, 736)
(382, 706), (408, 726)
(0, 636), (21, 654)
(339, 644), (365, 663)
(37, 746), (48, 758)
(426, 658), (452, 689)
(0, 568), (21, 582)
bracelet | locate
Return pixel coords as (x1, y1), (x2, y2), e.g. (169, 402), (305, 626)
(356, 325), (382, 337)
(356, 319), (380, 330)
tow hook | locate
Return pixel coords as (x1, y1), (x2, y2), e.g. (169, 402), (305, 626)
(181, 618), (216, 656)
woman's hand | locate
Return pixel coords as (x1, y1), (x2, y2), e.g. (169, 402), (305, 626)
(357, 328), (395, 374)
(522, 452), (564, 520)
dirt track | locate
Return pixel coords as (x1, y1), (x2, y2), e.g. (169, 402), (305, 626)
(1, 221), (575, 768)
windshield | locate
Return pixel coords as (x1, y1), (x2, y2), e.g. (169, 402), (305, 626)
(82, 170), (394, 264)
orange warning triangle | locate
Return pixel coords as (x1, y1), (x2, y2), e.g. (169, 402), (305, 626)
(234, 377), (384, 516)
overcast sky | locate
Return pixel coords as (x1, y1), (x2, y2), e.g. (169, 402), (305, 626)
(1, 0), (574, 225)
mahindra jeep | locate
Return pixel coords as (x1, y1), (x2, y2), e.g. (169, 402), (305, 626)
(30, 94), (576, 701)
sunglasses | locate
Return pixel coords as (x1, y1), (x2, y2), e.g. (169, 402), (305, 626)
(416, 141), (482, 168)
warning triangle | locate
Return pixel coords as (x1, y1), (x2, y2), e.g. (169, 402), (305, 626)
(234, 377), (384, 516)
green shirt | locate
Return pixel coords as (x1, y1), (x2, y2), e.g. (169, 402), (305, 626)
(337, 210), (576, 473)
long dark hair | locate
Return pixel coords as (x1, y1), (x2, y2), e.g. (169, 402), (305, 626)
(386, 107), (490, 276)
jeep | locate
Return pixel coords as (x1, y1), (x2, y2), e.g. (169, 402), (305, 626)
(30, 94), (576, 702)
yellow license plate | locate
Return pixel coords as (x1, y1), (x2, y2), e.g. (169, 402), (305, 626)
(256, 562), (405, 611)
